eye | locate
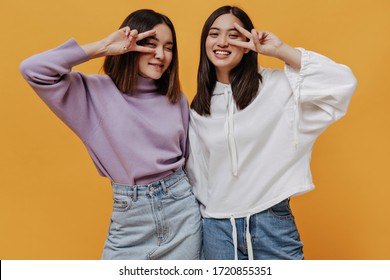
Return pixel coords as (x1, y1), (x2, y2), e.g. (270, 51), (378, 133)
(208, 32), (219, 38)
(165, 46), (173, 52)
(146, 42), (157, 47)
(144, 39), (157, 48)
(229, 33), (239, 39)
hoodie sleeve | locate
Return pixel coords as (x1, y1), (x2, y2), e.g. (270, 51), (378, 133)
(20, 39), (100, 142)
(284, 49), (357, 136)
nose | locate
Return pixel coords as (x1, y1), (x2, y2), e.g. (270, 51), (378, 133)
(154, 46), (165, 59)
(217, 35), (229, 47)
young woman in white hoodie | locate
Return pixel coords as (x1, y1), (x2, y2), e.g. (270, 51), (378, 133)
(186, 6), (357, 260)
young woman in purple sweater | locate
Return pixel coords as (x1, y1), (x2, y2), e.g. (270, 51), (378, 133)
(20, 9), (202, 260)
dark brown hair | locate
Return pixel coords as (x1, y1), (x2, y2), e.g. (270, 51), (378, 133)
(191, 6), (261, 115)
(103, 9), (181, 103)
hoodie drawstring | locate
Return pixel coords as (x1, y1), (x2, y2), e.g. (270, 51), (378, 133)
(246, 215), (254, 260)
(293, 87), (301, 149)
(230, 216), (238, 260)
(224, 87), (238, 176)
(230, 215), (254, 260)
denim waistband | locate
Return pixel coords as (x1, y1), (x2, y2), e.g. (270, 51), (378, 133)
(111, 168), (186, 199)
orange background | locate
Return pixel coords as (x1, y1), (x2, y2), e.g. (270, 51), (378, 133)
(1, 0), (389, 259)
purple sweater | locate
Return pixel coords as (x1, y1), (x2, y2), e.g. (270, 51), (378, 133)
(20, 39), (189, 185)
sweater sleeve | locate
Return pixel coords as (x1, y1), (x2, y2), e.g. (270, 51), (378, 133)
(179, 93), (190, 161)
(284, 49), (357, 136)
(20, 39), (100, 142)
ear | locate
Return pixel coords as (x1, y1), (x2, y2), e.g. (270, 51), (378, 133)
(244, 48), (250, 54)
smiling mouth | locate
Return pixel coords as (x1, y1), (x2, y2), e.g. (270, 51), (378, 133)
(214, 50), (231, 55)
(149, 63), (164, 70)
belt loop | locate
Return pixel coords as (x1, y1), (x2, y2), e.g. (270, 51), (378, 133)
(161, 179), (168, 193)
(133, 186), (138, 201)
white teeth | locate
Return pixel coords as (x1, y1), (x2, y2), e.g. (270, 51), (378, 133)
(215, 51), (230, 55)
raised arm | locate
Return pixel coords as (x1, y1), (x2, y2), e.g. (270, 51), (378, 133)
(81, 27), (156, 59)
(228, 22), (302, 71)
(227, 22), (357, 137)
(19, 27), (157, 140)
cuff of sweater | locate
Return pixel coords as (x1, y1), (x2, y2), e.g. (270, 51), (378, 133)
(58, 38), (90, 69)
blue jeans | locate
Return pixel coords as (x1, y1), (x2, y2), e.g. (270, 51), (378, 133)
(203, 199), (304, 260)
(102, 168), (202, 260)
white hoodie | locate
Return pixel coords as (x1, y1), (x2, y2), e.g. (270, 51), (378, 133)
(186, 49), (357, 219)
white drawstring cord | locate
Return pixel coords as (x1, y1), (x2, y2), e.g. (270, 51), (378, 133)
(293, 87), (301, 149)
(230, 215), (254, 260)
(224, 87), (238, 176)
(230, 216), (238, 260)
(246, 215), (254, 260)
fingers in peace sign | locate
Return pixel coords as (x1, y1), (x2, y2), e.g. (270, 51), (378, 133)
(121, 26), (157, 54)
(227, 23), (283, 56)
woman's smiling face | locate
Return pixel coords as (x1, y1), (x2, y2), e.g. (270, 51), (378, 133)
(205, 13), (248, 82)
(138, 23), (173, 80)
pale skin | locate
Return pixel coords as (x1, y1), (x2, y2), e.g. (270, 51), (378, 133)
(229, 22), (302, 71)
(81, 26), (157, 59)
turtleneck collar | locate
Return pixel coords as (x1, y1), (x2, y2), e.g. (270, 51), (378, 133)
(136, 75), (159, 95)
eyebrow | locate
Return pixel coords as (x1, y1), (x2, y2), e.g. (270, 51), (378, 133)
(147, 36), (173, 45)
(209, 27), (238, 32)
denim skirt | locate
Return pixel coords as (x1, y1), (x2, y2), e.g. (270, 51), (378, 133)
(102, 168), (202, 260)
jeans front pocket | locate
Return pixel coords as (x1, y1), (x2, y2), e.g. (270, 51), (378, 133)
(112, 194), (132, 212)
(268, 199), (293, 220)
(167, 177), (193, 200)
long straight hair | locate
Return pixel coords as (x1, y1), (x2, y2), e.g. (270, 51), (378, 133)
(191, 6), (261, 115)
(103, 9), (181, 103)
